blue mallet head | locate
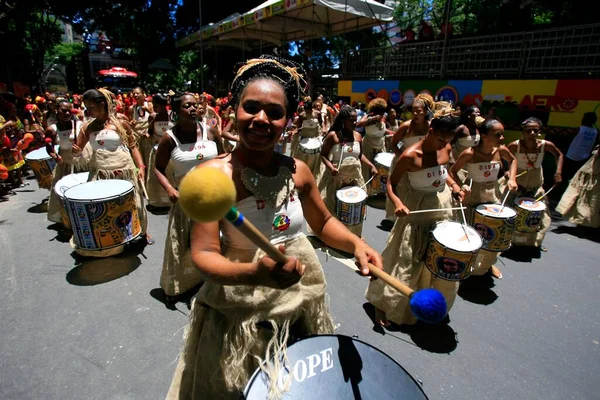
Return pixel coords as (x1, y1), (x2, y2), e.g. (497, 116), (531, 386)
(409, 288), (448, 324)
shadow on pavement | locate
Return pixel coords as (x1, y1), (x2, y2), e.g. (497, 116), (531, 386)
(457, 274), (498, 305)
(47, 223), (72, 243)
(551, 225), (600, 243)
(66, 240), (146, 286)
(362, 303), (458, 353)
(27, 199), (49, 213)
(149, 283), (202, 312)
(377, 219), (394, 232)
(146, 205), (171, 216)
(501, 246), (541, 262)
(366, 196), (386, 210)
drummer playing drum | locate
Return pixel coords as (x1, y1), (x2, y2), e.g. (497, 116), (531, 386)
(449, 119), (518, 279)
(366, 103), (462, 327)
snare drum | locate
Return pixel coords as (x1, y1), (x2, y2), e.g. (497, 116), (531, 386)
(514, 197), (546, 233)
(336, 186), (367, 225)
(243, 335), (428, 399)
(54, 172), (90, 229)
(473, 204), (517, 251)
(371, 152), (394, 194)
(65, 180), (141, 252)
(25, 147), (56, 190)
(299, 137), (322, 155)
(425, 221), (482, 281)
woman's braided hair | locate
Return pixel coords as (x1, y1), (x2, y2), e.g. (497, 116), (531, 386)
(330, 104), (355, 133)
(430, 101), (461, 132)
(230, 55), (307, 118)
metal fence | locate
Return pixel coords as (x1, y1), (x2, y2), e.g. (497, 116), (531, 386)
(343, 23), (600, 79)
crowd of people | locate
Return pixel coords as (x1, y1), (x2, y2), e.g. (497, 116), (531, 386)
(1, 55), (598, 399)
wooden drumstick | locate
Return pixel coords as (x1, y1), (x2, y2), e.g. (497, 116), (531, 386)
(409, 206), (466, 214)
(178, 167), (448, 323)
(500, 190), (511, 212)
(535, 184), (556, 202)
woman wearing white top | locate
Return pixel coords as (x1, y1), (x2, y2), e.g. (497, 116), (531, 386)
(166, 56), (382, 399)
(317, 105), (377, 237)
(146, 94), (174, 208)
(356, 98), (388, 192)
(452, 106), (481, 162)
(450, 119), (518, 279)
(45, 99), (90, 223)
(128, 87), (153, 168)
(385, 94), (434, 222)
(154, 93), (222, 302)
(73, 88), (152, 251)
(504, 117), (563, 251)
(366, 105), (463, 327)
(291, 99), (326, 177)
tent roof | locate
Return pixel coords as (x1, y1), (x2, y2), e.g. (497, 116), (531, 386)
(177, 0), (393, 49)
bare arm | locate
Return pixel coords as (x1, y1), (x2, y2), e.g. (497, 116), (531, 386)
(449, 148), (473, 188)
(545, 140), (564, 183)
(44, 126), (59, 160)
(153, 134), (178, 202)
(391, 121), (410, 156)
(499, 145), (518, 190)
(386, 154), (413, 216)
(319, 132), (337, 173)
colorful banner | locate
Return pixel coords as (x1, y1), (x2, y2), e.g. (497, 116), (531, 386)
(272, 0), (286, 15)
(338, 79), (600, 133)
(244, 13), (255, 25)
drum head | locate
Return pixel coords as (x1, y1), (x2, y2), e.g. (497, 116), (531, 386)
(336, 186), (367, 203)
(54, 172), (90, 198)
(64, 179), (134, 201)
(475, 204), (517, 218)
(374, 152), (394, 168)
(243, 335), (428, 399)
(432, 221), (482, 252)
(515, 197), (547, 211)
(25, 148), (51, 161)
(300, 137), (321, 150)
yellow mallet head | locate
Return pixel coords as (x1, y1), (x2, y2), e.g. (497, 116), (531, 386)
(178, 167), (237, 222)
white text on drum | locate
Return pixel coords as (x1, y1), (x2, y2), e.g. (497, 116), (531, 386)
(276, 348), (334, 388)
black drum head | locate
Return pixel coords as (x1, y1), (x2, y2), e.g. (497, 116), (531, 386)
(242, 334), (428, 399)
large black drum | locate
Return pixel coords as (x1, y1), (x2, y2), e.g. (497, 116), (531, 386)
(242, 334), (428, 399)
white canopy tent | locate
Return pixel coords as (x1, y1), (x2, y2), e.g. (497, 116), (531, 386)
(177, 0), (394, 49)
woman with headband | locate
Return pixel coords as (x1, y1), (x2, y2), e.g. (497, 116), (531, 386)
(366, 104), (462, 328)
(73, 88), (153, 252)
(166, 56), (382, 399)
(504, 117), (563, 251)
(385, 93), (434, 223)
(452, 105), (481, 162)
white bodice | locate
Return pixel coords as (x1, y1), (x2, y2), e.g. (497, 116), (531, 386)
(408, 165), (448, 192)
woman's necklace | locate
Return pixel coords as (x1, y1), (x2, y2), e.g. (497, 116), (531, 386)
(523, 139), (539, 168)
(237, 152), (294, 208)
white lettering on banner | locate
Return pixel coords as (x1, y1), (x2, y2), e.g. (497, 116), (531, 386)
(276, 347), (334, 390)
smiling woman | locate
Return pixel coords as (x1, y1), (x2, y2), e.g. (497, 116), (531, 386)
(165, 55), (384, 400)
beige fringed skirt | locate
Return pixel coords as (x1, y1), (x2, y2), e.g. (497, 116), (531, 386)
(166, 235), (334, 400)
(318, 157), (366, 237)
(463, 180), (501, 276)
(499, 168), (551, 247)
(87, 149), (147, 234)
(366, 183), (459, 325)
(556, 151), (600, 228)
(160, 201), (203, 296)
(47, 145), (93, 224)
(361, 135), (385, 191)
(146, 145), (174, 208)
(294, 149), (322, 181)
(385, 154), (400, 221)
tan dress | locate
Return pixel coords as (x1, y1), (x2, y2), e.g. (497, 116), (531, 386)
(362, 122), (386, 192)
(160, 128), (219, 296)
(461, 161), (502, 275)
(500, 140), (551, 247)
(317, 141), (365, 237)
(556, 150), (600, 228)
(366, 165), (459, 326)
(70, 129), (147, 257)
(131, 104), (152, 167)
(293, 117), (322, 179)
(166, 168), (333, 399)
(146, 120), (175, 208)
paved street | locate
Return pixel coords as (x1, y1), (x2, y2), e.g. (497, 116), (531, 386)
(1, 176), (598, 400)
